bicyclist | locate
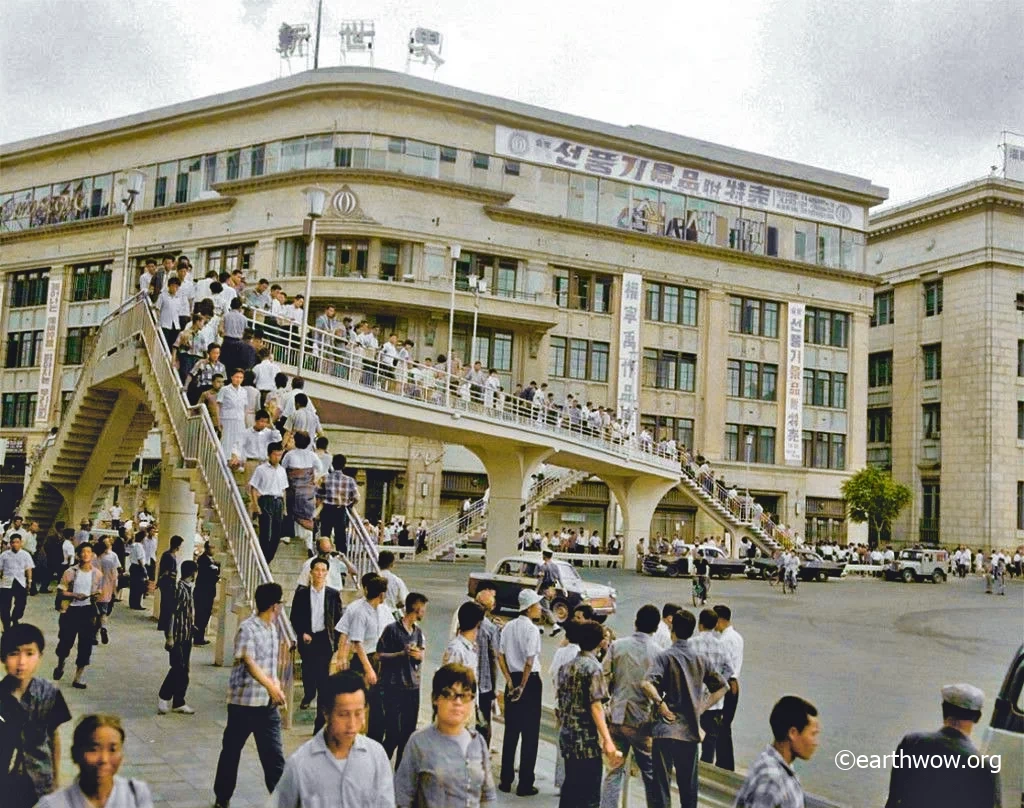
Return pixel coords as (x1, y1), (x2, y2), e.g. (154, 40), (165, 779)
(783, 550), (800, 589)
(693, 553), (710, 604)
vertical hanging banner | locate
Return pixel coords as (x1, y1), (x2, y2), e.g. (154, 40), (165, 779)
(1004, 139), (1024, 182)
(617, 273), (643, 437)
(784, 302), (805, 462)
(35, 276), (63, 424)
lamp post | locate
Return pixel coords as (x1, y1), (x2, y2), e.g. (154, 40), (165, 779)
(445, 244), (461, 408)
(468, 275), (487, 366)
(120, 169), (146, 303)
(744, 431), (754, 522)
(298, 186), (327, 371)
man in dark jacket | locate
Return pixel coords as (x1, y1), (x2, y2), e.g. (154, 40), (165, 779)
(885, 683), (1000, 808)
(289, 557), (343, 732)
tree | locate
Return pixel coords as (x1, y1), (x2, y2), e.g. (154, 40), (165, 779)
(840, 467), (912, 548)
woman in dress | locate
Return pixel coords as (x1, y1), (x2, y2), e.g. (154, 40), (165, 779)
(36, 714), (153, 808)
(217, 368), (248, 462)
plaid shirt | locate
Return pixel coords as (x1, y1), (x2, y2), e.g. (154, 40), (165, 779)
(734, 744), (805, 808)
(476, 616), (499, 694)
(169, 580), (195, 648)
(687, 630), (735, 712)
(316, 469), (359, 507)
(190, 358), (226, 388)
(227, 614), (280, 706)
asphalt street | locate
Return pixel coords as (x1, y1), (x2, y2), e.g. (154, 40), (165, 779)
(403, 561), (1023, 808)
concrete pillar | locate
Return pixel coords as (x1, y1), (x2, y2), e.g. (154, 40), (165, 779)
(469, 445), (553, 568)
(153, 472), (198, 620)
(604, 475), (679, 570)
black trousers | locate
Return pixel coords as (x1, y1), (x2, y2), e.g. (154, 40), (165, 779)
(0, 581), (28, 630)
(715, 688), (738, 770)
(56, 607), (96, 667)
(478, 690), (495, 747)
(298, 631), (332, 725)
(257, 495), (285, 564)
(157, 576), (175, 632)
(213, 704), (285, 803)
(162, 327), (180, 354)
(193, 585), (216, 641)
(560, 756), (602, 808)
(382, 687), (420, 768)
(699, 710), (724, 764)
(652, 738), (699, 808)
(128, 563), (148, 609)
(500, 671), (542, 791)
(351, 652), (385, 744)
(158, 642), (192, 707)
(319, 504), (349, 554)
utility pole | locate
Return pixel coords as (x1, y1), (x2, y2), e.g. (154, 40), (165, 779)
(313, 0), (324, 68)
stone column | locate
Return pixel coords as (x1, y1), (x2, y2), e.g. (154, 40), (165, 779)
(152, 472), (198, 619)
(604, 475), (679, 570)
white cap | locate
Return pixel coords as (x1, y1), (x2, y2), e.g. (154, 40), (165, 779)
(518, 589), (543, 612)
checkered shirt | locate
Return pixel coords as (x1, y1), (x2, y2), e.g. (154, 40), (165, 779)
(227, 614), (280, 706)
(734, 744), (805, 808)
(687, 629), (734, 712)
(475, 616), (500, 694)
(316, 469), (359, 507)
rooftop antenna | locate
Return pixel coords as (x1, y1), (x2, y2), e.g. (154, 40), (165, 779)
(406, 27), (445, 74)
(277, 23), (311, 76)
(339, 19), (376, 65)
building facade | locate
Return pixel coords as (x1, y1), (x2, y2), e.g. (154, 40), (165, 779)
(0, 68), (886, 542)
(866, 177), (1024, 551)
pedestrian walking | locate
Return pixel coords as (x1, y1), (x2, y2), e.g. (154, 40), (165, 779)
(270, 670), (394, 807)
(447, 583), (501, 745)
(713, 604), (743, 770)
(378, 550), (410, 617)
(395, 663), (496, 808)
(156, 535), (183, 634)
(212, 582), (287, 807)
(640, 609), (728, 808)
(158, 560), (197, 716)
(884, 683), (1000, 808)
(734, 696), (820, 808)
(93, 537), (119, 645)
(333, 574), (389, 744)
(249, 441), (288, 564)
(193, 542), (220, 645)
(53, 543), (103, 690)
(497, 589), (545, 796)
(127, 533), (148, 610)
(377, 592), (427, 767)
(316, 453), (359, 553)
(688, 609), (737, 768)
(289, 558), (343, 732)
(0, 534), (34, 632)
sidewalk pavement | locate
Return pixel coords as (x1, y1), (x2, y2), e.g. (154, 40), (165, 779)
(17, 592), (647, 808)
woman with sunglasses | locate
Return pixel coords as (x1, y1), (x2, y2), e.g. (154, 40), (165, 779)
(394, 663), (496, 808)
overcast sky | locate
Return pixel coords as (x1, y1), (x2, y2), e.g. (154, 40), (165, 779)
(2, 0), (1021, 208)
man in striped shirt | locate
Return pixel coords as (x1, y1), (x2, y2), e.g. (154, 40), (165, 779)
(159, 559), (197, 716)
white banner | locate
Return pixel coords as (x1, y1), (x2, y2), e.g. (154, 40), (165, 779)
(784, 302), (806, 463)
(617, 273), (643, 436)
(1005, 140), (1024, 182)
(35, 276), (63, 424)
(496, 125), (865, 230)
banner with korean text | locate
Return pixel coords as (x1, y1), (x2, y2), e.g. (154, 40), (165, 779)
(784, 302), (806, 463)
(496, 126), (865, 230)
(1004, 140), (1024, 182)
(35, 276), (63, 424)
(617, 273), (643, 437)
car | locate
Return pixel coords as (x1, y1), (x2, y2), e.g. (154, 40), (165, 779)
(643, 545), (747, 579)
(883, 548), (949, 583)
(980, 643), (1023, 808)
(744, 549), (845, 582)
(467, 554), (616, 623)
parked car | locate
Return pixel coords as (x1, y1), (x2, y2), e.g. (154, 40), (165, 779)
(467, 554), (616, 622)
(744, 549), (845, 582)
(980, 643), (1024, 808)
(643, 546), (746, 579)
(883, 548), (949, 583)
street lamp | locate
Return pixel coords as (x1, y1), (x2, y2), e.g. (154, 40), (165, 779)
(468, 274), (487, 365)
(744, 431), (754, 522)
(297, 186), (327, 371)
(120, 169), (146, 302)
(445, 244), (461, 408)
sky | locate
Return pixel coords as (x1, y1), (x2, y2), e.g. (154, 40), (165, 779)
(2, 0), (1022, 209)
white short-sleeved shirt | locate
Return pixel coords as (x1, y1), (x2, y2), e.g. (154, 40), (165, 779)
(499, 614), (542, 674)
(0, 549), (35, 588)
(249, 462), (289, 497)
(381, 569), (409, 612)
(252, 360), (280, 391)
(337, 597), (385, 649)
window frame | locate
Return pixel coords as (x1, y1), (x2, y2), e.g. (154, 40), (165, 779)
(924, 280), (943, 316)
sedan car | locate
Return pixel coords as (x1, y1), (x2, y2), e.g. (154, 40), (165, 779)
(468, 554), (616, 622)
(744, 549), (845, 582)
(643, 546), (747, 579)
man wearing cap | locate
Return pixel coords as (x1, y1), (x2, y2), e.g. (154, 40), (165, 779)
(497, 589), (544, 796)
(885, 683), (1000, 808)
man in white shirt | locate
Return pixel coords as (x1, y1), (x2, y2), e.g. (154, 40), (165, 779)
(714, 605), (744, 771)
(297, 538), (358, 592)
(156, 276), (183, 353)
(252, 350), (281, 397)
(0, 534), (34, 631)
(281, 380), (319, 420)
(249, 441), (289, 564)
(3, 515), (26, 550)
(108, 504), (123, 531)
(653, 603), (680, 651)
(377, 550), (409, 616)
(334, 574), (389, 744)
(138, 258), (157, 295)
(283, 394), (321, 438)
(236, 409), (282, 467)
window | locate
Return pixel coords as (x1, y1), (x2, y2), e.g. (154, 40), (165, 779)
(1017, 292), (1024, 312)
(380, 243), (401, 281)
(71, 262), (112, 301)
(724, 424), (776, 464)
(922, 403), (941, 439)
(1018, 340), (1023, 376)
(872, 290), (894, 326)
(276, 237), (306, 277)
(323, 239), (369, 278)
(922, 343), (942, 381)
(922, 483), (940, 539)
(495, 259), (518, 298)
(728, 296), (779, 338)
(590, 342), (609, 383)
(640, 415), (694, 450)
(5, 330), (43, 368)
(924, 280), (943, 316)
(803, 370), (845, 408)
(504, 160), (520, 176)
(645, 283), (698, 326)
(868, 351), (893, 387)
(64, 327), (91, 365)
(801, 431), (846, 470)
(642, 350), (696, 392)
(568, 339), (588, 380)
(868, 408), (892, 443)
(250, 144), (266, 177)
(551, 338), (609, 382)
(1, 392), (37, 428)
(10, 270), (49, 308)
(452, 327), (513, 377)
(206, 243), (255, 277)
(1019, 402), (1024, 441)
(440, 146), (457, 163)
(472, 153), (490, 170)
(725, 360), (777, 401)
(549, 336), (566, 378)
(175, 157), (201, 204)
(804, 307), (849, 347)
(553, 270), (614, 313)
(1019, 482), (1024, 531)
(567, 174), (599, 222)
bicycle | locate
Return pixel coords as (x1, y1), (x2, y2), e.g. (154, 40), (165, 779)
(691, 575), (708, 607)
(781, 568), (798, 594)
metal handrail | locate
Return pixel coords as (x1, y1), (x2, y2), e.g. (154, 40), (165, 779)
(248, 313), (681, 474)
(344, 505), (381, 580)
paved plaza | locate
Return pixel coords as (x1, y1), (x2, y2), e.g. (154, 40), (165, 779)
(17, 561), (1021, 808)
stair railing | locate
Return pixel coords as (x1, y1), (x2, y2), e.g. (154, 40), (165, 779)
(344, 506), (382, 581)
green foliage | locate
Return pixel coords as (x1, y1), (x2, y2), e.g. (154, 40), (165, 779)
(840, 467), (911, 543)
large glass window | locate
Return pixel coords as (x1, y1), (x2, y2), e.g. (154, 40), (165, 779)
(276, 238), (306, 277)
(72, 262), (112, 302)
(728, 360), (777, 400)
(1, 392), (37, 428)
(552, 270), (614, 313)
(645, 283), (698, 326)
(206, 243), (255, 277)
(868, 352), (893, 387)
(922, 403), (941, 439)
(868, 408), (892, 443)
(923, 343), (942, 381)
(724, 424), (776, 463)
(567, 174), (599, 222)
(64, 327), (90, 365)
(5, 330), (43, 368)
(642, 350), (696, 392)
(549, 336), (566, 378)
(924, 280), (943, 316)
(728, 296), (779, 338)
(10, 270), (49, 308)
(641, 414), (694, 450)
(872, 290), (894, 326)
(551, 338), (609, 382)
(802, 370), (845, 408)
(323, 239), (369, 278)
(805, 307), (849, 347)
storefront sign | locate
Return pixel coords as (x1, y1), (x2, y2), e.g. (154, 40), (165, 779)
(784, 302), (806, 462)
(496, 125), (864, 230)
(617, 273), (643, 436)
(35, 276), (63, 424)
